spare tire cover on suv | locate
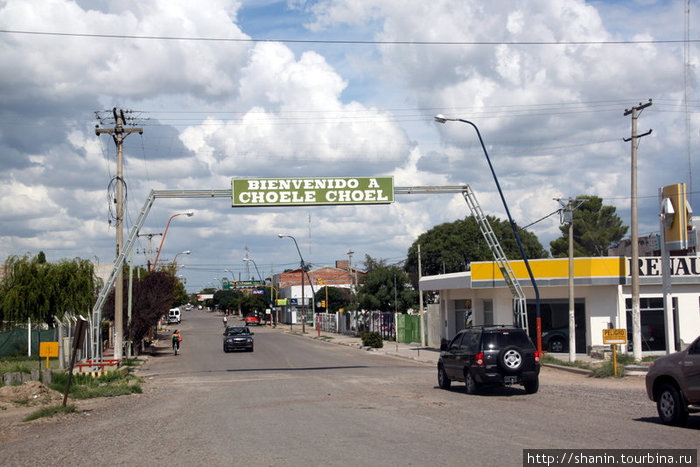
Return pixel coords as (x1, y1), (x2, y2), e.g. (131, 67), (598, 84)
(499, 346), (524, 372)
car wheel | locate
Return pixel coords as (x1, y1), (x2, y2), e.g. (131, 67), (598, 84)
(524, 377), (539, 394)
(656, 384), (688, 426)
(548, 337), (565, 353)
(499, 346), (524, 373)
(437, 364), (451, 390)
(464, 370), (479, 395)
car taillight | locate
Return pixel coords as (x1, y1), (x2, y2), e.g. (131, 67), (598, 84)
(474, 352), (485, 366)
(534, 351), (541, 363)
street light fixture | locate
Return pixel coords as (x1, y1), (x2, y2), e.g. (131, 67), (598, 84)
(151, 210), (194, 271)
(244, 256), (270, 325)
(173, 250), (191, 264)
(278, 233), (316, 333)
(243, 257), (264, 284)
(434, 115), (542, 353)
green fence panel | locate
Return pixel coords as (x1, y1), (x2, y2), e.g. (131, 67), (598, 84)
(0, 328), (59, 357)
(396, 314), (421, 344)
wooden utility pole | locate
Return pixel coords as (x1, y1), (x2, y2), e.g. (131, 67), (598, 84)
(624, 100), (652, 362)
(96, 108), (142, 361)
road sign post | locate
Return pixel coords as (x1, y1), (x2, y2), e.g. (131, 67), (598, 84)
(602, 329), (627, 376)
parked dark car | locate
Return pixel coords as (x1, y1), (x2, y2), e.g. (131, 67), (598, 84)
(223, 326), (254, 352)
(438, 325), (540, 394)
(645, 335), (700, 426)
(541, 326), (569, 353)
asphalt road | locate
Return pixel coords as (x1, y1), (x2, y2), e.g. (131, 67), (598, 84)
(0, 310), (697, 467)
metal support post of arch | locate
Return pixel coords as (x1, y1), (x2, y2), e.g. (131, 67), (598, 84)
(460, 186), (529, 334)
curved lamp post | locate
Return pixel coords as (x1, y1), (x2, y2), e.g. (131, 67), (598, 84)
(244, 256), (270, 325)
(434, 115), (542, 353)
(173, 250), (191, 264)
(151, 210), (194, 271)
(278, 234), (316, 333)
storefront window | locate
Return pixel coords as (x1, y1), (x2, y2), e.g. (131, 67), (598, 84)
(625, 297), (676, 351)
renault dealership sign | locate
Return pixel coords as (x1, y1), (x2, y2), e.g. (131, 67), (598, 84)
(232, 177), (394, 207)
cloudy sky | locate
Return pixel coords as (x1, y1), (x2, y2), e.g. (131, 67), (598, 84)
(1, 0), (697, 292)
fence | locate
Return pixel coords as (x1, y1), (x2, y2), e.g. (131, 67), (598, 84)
(315, 313), (338, 333)
(0, 327), (59, 358)
(370, 312), (395, 340)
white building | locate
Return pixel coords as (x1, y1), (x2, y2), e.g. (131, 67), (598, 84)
(420, 256), (700, 354)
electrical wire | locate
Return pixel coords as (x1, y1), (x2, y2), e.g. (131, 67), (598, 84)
(1, 29), (697, 46)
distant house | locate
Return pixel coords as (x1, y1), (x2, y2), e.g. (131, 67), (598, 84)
(273, 260), (365, 305)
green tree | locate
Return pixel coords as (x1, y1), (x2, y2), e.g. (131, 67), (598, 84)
(238, 293), (268, 317)
(214, 289), (242, 313)
(314, 286), (352, 313)
(404, 215), (548, 287)
(549, 195), (628, 257)
(356, 256), (417, 313)
(0, 253), (95, 326)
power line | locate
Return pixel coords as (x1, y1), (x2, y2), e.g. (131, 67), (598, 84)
(1, 28), (697, 46)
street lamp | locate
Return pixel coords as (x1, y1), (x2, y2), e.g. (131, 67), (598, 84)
(151, 210), (194, 271)
(243, 257), (264, 284)
(434, 115), (542, 353)
(173, 250), (191, 265)
(244, 256), (270, 324)
(278, 233), (316, 333)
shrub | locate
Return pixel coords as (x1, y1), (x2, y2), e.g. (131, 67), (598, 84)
(49, 370), (142, 398)
(590, 361), (625, 378)
(361, 331), (383, 348)
(23, 404), (76, 422)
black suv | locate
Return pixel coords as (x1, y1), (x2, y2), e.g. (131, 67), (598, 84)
(437, 325), (540, 394)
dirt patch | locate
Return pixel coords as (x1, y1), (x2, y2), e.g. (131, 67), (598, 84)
(0, 381), (64, 409)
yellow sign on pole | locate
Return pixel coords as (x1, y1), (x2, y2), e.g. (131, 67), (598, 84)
(602, 329), (627, 376)
(602, 328), (627, 344)
(40, 341), (59, 369)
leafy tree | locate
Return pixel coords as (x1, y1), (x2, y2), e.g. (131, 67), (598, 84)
(404, 215), (548, 287)
(103, 271), (176, 344)
(0, 253), (95, 326)
(356, 256), (417, 313)
(159, 261), (189, 306)
(314, 286), (352, 313)
(238, 293), (267, 317)
(214, 289), (242, 313)
(549, 195), (628, 257)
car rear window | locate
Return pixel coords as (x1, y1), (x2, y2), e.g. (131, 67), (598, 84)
(482, 330), (534, 350)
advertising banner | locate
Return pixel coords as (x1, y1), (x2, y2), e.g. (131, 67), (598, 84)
(232, 177), (394, 207)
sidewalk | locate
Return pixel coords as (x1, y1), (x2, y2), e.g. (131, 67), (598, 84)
(281, 327), (440, 365)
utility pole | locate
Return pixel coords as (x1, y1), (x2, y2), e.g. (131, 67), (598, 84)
(137, 232), (162, 271)
(418, 243), (425, 348)
(556, 198), (583, 362)
(96, 108), (142, 361)
(624, 100), (652, 362)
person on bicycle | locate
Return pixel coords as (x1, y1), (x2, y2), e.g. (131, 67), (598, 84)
(172, 330), (182, 354)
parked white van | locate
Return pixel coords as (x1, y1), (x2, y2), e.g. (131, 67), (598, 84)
(168, 308), (181, 324)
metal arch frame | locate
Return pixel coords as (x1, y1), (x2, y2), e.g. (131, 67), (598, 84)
(91, 185), (529, 360)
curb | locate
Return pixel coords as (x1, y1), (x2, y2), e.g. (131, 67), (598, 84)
(542, 363), (592, 375)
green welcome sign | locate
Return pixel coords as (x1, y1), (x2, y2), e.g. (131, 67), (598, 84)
(232, 177), (394, 207)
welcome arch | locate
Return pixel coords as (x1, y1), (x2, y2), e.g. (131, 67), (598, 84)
(91, 178), (529, 361)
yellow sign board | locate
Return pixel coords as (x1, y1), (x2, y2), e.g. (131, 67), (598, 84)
(40, 341), (59, 357)
(602, 329), (627, 345)
(40, 341), (59, 369)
